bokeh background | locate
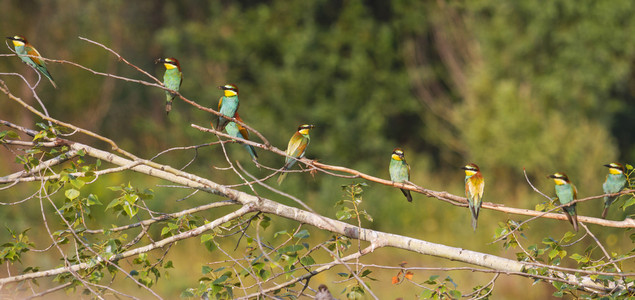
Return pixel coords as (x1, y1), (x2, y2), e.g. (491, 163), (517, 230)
(0, 0), (634, 298)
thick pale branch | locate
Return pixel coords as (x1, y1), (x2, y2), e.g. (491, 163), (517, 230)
(0, 140), (620, 294)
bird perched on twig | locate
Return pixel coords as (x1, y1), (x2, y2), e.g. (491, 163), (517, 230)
(548, 172), (579, 231)
(7, 35), (57, 88)
(155, 57), (182, 115)
(601, 163), (627, 219)
(389, 148), (412, 202)
(277, 124), (314, 185)
(461, 163), (484, 231)
(215, 84), (240, 132)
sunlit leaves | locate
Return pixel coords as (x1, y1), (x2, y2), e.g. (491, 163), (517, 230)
(0, 227), (34, 264)
(107, 183), (153, 218)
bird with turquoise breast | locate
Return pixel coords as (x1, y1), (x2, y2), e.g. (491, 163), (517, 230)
(156, 57), (182, 115)
(224, 113), (258, 162)
(277, 124), (314, 185)
(215, 84), (240, 132)
(548, 172), (579, 231)
(389, 148), (412, 202)
(6, 35), (57, 88)
(461, 163), (484, 231)
(601, 163), (627, 219)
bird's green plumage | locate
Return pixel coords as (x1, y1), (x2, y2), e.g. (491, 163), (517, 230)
(225, 121), (258, 161)
(389, 150), (412, 202)
(602, 170), (627, 218)
(552, 177), (579, 231)
(277, 125), (313, 185)
(216, 95), (239, 131)
(162, 64), (182, 114)
(10, 37), (56, 88)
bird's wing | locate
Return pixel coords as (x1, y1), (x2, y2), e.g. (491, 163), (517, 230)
(25, 45), (46, 67)
(477, 174), (484, 200)
(218, 96), (223, 111)
(287, 133), (307, 158)
(572, 184), (578, 199)
(235, 114), (249, 139)
(179, 73), (183, 89)
(467, 174), (484, 202)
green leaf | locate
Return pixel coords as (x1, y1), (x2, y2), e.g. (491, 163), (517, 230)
(449, 290), (462, 298)
(623, 197), (635, 210)
(278, 245), (304, 255)
(201, 234), (215, 243)
(0, 130), (19, 140)
(421, 289), (435, 298)
(160, 226), (172, 236)
(273, 230), (288, 238)
(299, 256), (315, 266)
(70, 178), (85, 189)
(549, 249), (560, 259)
(204, 240), (217, 252)
(86, 194), (101, 206)
(65, 189), (80, 200)
(293, 229), (310, 239)
(336, 209), (352, 220)
(122, 200), (137, 218)
(347, 291), (363, 299)
(260, 215), (271, 230)
(202, 265), (213, 274)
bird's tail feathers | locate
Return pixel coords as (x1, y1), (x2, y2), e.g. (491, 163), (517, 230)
(601, 206), (609, 219)
(564, 211), (579, 232)
(277, 172), (287, 185)
(401, 189), (413, 202)
(247, 145), (258, 161)
(469, 203), (480, 231)
(166, 100), (172, 115)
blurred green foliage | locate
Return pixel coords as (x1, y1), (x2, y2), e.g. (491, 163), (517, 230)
(0, 0), (634, 298)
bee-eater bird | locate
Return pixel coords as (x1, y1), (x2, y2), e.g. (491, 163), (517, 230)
(277, 124), (314, 185)
(461, 163), (484, 231)
(389, 148), (412, 202)
(224, 114), (258, 162)
(602, 163), (627, 219)
(6, 35), (57, 88)
(548, 173), (579, 231)
(215, 84), (240, 132)
(156, 57), (182, 115)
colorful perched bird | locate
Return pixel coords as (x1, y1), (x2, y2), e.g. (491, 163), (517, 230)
(461, 163), (484, 231)
(602, 163), (627, 219)
(315, 284), (337, 300)
(156, 57), (182, 115)
(389, 148), (412, 202)
(215, 84), (240, 132)
(548, 173), (579, 232)
(6, 35), (56, 88)
(277, 124), (314, 185)
(224, 114), (258, 162)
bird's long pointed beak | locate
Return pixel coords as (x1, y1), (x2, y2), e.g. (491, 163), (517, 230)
(217, 85), (225, 90)
(6, 36), (14, 40)
(155, 58), (164, 64)
(603, 164), (612, 168)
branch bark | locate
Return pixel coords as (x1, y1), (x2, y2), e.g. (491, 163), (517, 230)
(0, 139), (626, 294)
